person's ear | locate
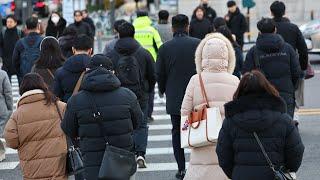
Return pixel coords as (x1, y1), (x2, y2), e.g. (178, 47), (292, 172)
(186, 25), (190, 33)
(274, 27), (277, 34)
(88, 48), (93, 56)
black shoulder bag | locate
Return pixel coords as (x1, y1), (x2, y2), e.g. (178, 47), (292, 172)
(253, 132), (295, 180)
(85, 92), (137, 180)
(54, 101), (84, 176)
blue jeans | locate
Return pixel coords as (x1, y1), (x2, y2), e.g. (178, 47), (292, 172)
(134, 95), (149, 156)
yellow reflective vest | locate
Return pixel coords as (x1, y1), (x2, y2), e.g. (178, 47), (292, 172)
(133, 16), (163, 61)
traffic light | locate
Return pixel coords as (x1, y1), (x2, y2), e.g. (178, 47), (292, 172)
(242, 0), (256, 9)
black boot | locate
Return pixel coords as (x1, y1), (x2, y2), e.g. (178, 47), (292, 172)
(175, 170), (186, 179)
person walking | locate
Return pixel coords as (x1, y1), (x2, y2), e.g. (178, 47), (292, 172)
(58, 26), (78, 59)
(103, 19), (127, 56)
(155, 10), (173, 43)
(181, 33), (239, 180)
(106, 22), (156, 168)
(45, 12), (67, 38)
(216, 26), (243, 79)
(133, 11), (163, 61)
(190, 6), (213, 40)
(32, 37), (64, 90)
(12, 17), (43, 85)
(68, 10), (93, 38)
(0, 15), (24, 82)
(0, 58), (13, 162)
(4, 73), (67, 180)
(61, 55), (143, 180)
(243, 18), (302, 118)
(156, 14), (201, 179)
(82, 9), (96, 37)
(193, 0), (217, 23)
(270, 1), (309, 124)
(53, 35), (93, 102)
(213, 17), (227, 31)
(225, 0), (247, 48)
(217, 70), (305, 180)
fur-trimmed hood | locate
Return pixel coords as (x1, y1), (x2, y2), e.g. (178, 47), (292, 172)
(195, 33), (236, 74)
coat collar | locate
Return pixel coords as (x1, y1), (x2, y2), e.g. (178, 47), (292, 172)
(224, 93), (287, 118)
(17, 89), (45, 107)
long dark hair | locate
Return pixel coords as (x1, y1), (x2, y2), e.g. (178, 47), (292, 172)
(233, 70), (280, 100)
(192, 6), (206, 20)
(35, 37), (65, 69)
(216, 26), (239, 47)
(20, 73), (58, 105)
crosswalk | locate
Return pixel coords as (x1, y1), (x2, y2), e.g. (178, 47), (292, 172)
(0, 76), (190, 179)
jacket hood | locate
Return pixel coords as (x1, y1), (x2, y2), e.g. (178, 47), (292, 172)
(17, 89), (45, 107)
(133, 16), (152, 28)
(81, 67), (121, 92)
(256, 33), (285, 53)
(195, 33), (236, 74)
(63, 54), (90, 73)
(114, 37), (140, 55)
(224, 93), (287, 132)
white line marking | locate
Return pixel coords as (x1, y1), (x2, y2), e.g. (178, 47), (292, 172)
(153, 106), (166, 111)
(146, 147), (190, 155)
(153, 115), (170, 121)
(0, 162), (19, 170)
(148, 135), (171, 141)
(149, 124), (172, 130)
(137, 163), (189, 172)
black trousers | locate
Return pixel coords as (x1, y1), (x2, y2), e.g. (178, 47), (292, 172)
(170, 115), (185, 171)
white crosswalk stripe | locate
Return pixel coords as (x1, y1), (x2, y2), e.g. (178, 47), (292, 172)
(0, 77), (188, 177)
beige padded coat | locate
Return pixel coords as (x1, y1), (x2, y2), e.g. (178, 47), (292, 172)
(4, 89), (67, 180)
(181, 33), (240, 180)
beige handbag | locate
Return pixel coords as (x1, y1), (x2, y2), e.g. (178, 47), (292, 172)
(181, 73), (223, 148)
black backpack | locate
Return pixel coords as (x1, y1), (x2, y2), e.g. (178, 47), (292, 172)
(114, 48), (144, 98)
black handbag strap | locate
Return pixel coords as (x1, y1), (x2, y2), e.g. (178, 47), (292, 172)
(85, 92), (110, 144)
(253, 132), (276, 172)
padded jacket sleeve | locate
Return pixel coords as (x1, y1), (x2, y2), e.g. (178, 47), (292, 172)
(283, 115), (305, 172)
(181, 76), (195, 116)
(3, 73), (13, 112)
(4, 113), (19, 149)
(61, 97), (78, 138)
(128, 90), (143, 130)
(216, 118), (234, 179)
(242, 47), (255, 74)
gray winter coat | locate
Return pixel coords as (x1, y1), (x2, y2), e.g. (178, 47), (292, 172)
(0, 69), (13, 134)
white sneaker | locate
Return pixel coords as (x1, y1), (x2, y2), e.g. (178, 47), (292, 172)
(136, 156), (147, 168)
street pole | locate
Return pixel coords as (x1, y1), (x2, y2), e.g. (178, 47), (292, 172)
(110, 0), (116, 31)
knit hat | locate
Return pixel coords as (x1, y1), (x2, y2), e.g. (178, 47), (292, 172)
(87, 54), (114, 70)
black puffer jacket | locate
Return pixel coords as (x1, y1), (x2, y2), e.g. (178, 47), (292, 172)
(243, 34), (302, 117)
(61, 67), (142, 180)
(189, 18), (213, 40)
(53, 54), (90, 102)
(226, 8), (247, 47)
(68, 21), (93, 38)
(45, 17), (67, 38)
(106, 37), (156, 97)
(274, 17), (308, 70)
(217, 94), (304, 180)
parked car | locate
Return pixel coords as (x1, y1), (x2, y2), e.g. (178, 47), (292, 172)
(300, 19), (320, 53)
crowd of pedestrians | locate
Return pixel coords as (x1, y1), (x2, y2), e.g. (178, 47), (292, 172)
(0, 0), (309, 180)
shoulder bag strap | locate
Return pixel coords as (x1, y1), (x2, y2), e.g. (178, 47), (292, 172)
(253, 46), (261, 70)
(72, 72), (85, 95)
(253, 132), (276, 172)
(85, 92), (109, 144)
(47, 69), (54, 79)
(199, 73), (210, 108)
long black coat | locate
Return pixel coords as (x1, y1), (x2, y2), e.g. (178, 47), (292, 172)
(106, 37), (156, 98)
(61, 67), (143, 180)
(217, 94), (304, 180)
(68, 21), (93, 38)
(83, 17), (96, 36)
(226, 8), (247, 47)
(45, 17), (67, 38)
(243, 34), (302, 117)
(189, 18), (213, 40)
(156, 32), (201, 115)
(0, 27), (24, 75)
(274, 17), (308, 70)
(53, 54), (90, 102)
